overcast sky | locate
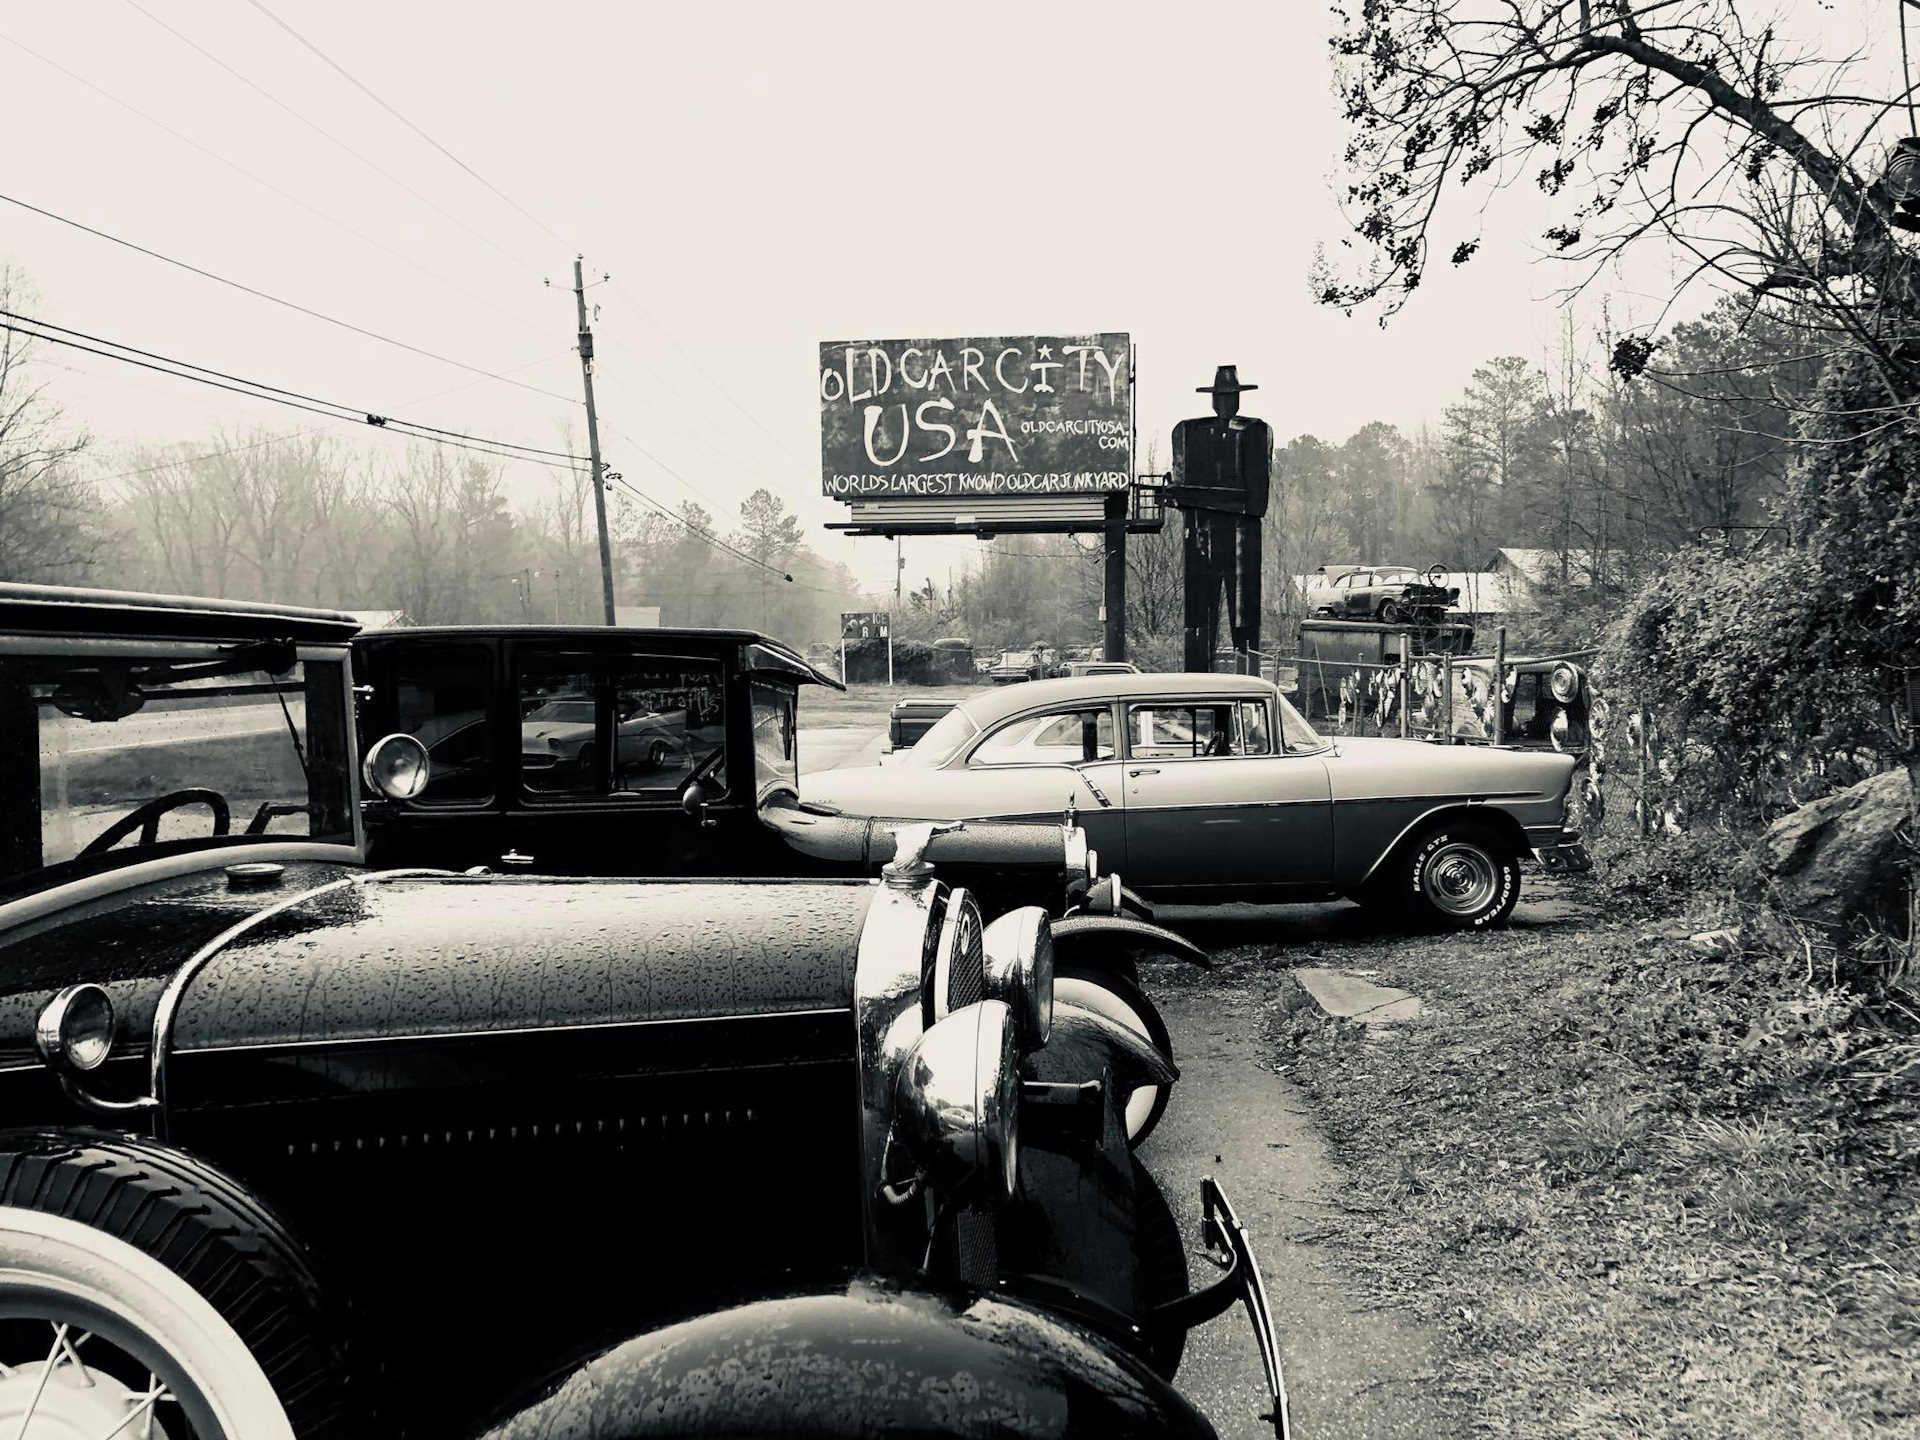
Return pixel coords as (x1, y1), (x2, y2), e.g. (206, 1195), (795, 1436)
(0, 0), (1892, 594)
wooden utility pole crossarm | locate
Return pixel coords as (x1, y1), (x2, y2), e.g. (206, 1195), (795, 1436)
(573, 257), (618, 625)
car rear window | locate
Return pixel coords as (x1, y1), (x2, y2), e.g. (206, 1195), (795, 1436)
(517, 654), (724, 800)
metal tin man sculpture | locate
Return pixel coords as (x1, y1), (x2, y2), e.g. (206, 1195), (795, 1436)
(1168, 366), (1273, 673)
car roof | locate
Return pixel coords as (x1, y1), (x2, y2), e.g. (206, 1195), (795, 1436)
(354, 625), (843, 689)
(958, 671), (1273, 727)
(0, 582), (360, 643)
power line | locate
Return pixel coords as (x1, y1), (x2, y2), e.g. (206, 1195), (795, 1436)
(2, 316), (588, 470)
(601, 468), (851, 595)
(119, 0), (549, 279)
(0, 33), (562, 352)
(607, 281), (814, 472)
(245, 0), (573, 253)
(0, 191), (576, 403)
(88, 350), (575, 485)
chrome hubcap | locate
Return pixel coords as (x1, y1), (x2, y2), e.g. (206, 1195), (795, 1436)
(0, 1323), (180, 1438)
(1423, 843), (1498, 916)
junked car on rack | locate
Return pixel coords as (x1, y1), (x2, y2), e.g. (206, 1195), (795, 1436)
(805, 672), (1590, 930)
(0, 581), (1289, 1440)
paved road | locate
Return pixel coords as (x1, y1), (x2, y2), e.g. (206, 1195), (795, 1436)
(1137, 966), (1451, 1440)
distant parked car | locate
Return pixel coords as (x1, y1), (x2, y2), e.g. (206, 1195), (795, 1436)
(989, 647), (1043, 683)
(928, 635), (975, 677)
(1312, 565), (1458, 623)
(1066, 660), (1141, 678)
(804, 672), (1589, 930)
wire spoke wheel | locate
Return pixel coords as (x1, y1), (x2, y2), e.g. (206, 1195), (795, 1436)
(1420, 842), (1499, 917)
(0, 1310), (203, 1439)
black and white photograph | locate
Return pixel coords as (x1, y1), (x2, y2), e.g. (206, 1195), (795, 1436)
(0, 1), (1916, 1435)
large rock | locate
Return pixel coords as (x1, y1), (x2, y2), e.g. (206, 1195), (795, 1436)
(1759, 766), (1913, 929)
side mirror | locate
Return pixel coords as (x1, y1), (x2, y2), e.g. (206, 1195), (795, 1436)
(681, 779), (717, 828)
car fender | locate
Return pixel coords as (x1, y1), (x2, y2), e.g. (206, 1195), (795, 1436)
(475, 1274), (1218, 1440)
(1052, 914), (1212, 971)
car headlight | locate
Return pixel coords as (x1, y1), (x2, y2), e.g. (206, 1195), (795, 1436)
(932, 887), (986, 1021)
(35, 984), (115, 1073)
(362, 733), (432, 800)
(981, 906), (1054, 1051)
(893, 999), (1020, 1203)
(1550, 662), (1582, 704)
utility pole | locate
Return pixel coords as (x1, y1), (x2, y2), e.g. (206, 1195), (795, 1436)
(890, 536), (903, 685)
(573, 257), (617, 625)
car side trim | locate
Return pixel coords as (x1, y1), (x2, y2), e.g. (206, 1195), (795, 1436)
(170, 1006), (857, 1058)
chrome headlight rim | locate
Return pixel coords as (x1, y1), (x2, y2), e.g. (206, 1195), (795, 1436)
(893, 999), (1020, 1204)
(361, 732), (432, 800)
(35, 984), (116, 1074)
(981, 905), (1054, 1051)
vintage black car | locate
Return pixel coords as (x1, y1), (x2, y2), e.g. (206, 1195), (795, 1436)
(0, 582), (1288, 1439)
(352, 624), (1203, 1145)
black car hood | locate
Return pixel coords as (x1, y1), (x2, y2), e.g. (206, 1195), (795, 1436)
(171, 875), (872, 1053)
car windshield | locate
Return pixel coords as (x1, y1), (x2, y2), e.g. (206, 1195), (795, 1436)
(524, 698), (595, 725)
(1275, 692), (1327, 753)
(0, 643), (355, 896)
(900, 705), (980, 768)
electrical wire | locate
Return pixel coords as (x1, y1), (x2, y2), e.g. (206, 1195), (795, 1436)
(1, 310), (582, 464)
(601, 469), (853, 594)
(88, 351), (575, 485)
(245, 0), (573, 253)
(2, 316), (587, 470)
(608, 281), (817, 472)
(119, 0), (549, 279)
(0, 191), (576, 403)
(0, 33), (564, 354)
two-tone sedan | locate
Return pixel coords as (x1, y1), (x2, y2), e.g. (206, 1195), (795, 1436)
(802, 673), (1590, 929)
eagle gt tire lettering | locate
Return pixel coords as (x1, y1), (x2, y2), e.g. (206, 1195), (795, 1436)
(1403, 821), (1519, 930)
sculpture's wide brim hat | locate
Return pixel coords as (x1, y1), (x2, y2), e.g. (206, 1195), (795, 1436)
(1197, 365), (1257, 393)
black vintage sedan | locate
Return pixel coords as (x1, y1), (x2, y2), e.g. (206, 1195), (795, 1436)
(352, 623), (1206, 1144)
(0, 582), (1287, 1439)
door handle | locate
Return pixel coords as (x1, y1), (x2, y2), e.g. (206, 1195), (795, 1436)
(1129, 768), (1160, 777)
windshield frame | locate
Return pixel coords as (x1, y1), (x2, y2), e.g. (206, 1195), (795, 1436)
(898, 704), (981, 768)
(0, 634), (362, 906)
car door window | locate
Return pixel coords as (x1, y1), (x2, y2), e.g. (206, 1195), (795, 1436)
(389, 646), (492, 803)
(968, 708), (1113, 766)
(518, 655), (724, 799)
(1128, 702), (1274, 759)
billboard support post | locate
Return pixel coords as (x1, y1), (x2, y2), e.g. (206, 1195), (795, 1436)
(1103, 491), (1127, 662)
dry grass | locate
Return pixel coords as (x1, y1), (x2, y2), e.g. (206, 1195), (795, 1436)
(1186, 883), (1920, 1438)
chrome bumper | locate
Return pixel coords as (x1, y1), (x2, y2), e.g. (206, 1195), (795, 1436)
(1154, 1177), (1292, 1438)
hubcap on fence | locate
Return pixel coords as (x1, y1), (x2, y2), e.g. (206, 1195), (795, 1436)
(1422, 843), (1498, 916)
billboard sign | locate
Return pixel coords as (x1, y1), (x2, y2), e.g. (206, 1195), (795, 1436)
(820, 334), (1130, 500)
(840, 611), (889, 641)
